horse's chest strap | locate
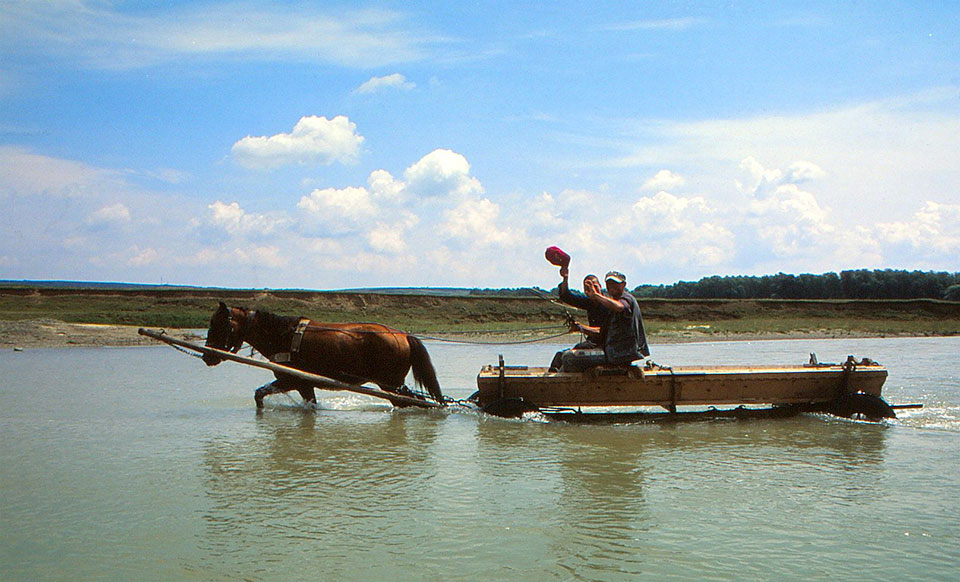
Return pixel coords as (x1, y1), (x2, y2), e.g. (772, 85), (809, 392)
(272, 319), (310, 363)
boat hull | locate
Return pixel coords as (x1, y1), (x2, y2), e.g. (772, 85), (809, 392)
(475, 358), (887, 412)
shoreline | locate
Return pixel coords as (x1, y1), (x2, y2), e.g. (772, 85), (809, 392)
(1, 318), (950, 350)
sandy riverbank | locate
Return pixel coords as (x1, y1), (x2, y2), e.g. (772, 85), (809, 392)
(0, 320), (203, 349)
(1, 318), (927, 350)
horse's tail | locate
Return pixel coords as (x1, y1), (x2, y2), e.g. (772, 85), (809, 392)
(408, 335), (444, 405)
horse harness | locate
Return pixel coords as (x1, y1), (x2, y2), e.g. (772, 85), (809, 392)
(272, 318), (310, 363)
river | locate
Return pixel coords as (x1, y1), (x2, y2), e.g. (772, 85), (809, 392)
(1, 336), (958, 581)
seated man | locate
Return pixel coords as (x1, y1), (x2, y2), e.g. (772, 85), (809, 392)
(548, 265), (608, 371)
(560, 270), (649, 372)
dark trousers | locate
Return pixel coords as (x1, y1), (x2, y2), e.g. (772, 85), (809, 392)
(549, 340), (601, 372)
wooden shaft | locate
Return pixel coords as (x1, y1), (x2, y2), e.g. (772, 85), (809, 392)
(137, 328), (442, 409)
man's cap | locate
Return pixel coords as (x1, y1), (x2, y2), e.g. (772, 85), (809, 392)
(545, 245), (570, 267)
(605, 271), (626, 284)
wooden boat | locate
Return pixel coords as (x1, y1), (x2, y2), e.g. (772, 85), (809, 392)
(474, 354), (908, 421)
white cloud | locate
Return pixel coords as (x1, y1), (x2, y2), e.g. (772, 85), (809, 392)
(0, 146), (121, 198)
(297, 186), (377, 224)
(367, 169), (406, 202)
(232, 115), (364, 170)
(207, 201), (289, 236)
(0, 3), (435, 69)
(603, 18), (706, 32)
(366, 212), (419, 254)
(440, 198), (519, 247)
(747, 183), (834, 257)
(641, 169), (686, 192)
(877, 201), (960, 255)
(354, 73), (416, 94)
(127, 246), (159, 267)
(605, 89), (960, 226)
(183, 245), (288, 269)
(736, 158), (883, 271)
(87, 203), (131, 225)
(784, 160), (827, 184)
(615, 191), (735, 268)
(403, 149), (484, 199)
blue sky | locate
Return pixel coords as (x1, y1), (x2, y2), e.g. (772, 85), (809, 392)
(1, 1), (958, 290)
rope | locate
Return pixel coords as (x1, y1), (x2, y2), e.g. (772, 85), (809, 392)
(413, 330), (573, 345)
(285, 322), (576, 346)
(158, 330), (205, 359)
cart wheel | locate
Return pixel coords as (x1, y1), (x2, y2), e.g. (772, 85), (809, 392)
(482, 397), (540, 418)
(833, 392), (896, 421)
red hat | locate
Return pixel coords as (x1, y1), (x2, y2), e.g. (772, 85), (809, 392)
(545, 246), (570, 267)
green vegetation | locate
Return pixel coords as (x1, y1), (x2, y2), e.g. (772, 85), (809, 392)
(634, 269), (960, 300)
(2, 285), (959, 338)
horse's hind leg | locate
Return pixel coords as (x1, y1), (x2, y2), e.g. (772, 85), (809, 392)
(296, 386), (316, 407)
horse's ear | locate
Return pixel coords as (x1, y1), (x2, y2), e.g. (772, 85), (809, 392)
(218, 301), (228, 312)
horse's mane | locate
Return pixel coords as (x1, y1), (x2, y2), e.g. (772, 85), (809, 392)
(248, 308), (301, 335)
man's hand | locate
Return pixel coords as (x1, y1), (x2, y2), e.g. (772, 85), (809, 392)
(560, 265), (569, 278)
(585, 278), (603, 297)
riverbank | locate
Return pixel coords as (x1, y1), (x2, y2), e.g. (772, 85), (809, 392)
(0, 318), (949, 350)
(2, 285), (958, 348)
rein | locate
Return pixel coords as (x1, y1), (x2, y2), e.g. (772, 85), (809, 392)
(227, 307), (576, 349)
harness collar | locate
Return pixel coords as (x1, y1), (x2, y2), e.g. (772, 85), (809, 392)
(272, 318), (310, 363)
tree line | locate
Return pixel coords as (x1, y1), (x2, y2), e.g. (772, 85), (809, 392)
(632, 269), (960, 301)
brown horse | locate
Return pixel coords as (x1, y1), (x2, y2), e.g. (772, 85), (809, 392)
(202, 302), (444, 409)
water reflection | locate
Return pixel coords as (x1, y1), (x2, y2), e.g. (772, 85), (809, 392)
(199, 408), (446, 579)
(471, 414), (890, 581)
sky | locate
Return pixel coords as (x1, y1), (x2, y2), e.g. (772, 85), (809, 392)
(1, 1), (958, 290)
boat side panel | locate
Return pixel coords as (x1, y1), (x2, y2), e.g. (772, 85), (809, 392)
(476, 365), (887, 408)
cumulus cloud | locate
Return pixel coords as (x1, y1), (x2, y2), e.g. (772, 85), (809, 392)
(440, 198), (520, 247)
(127, 246), (159, 266)
(877, 201), (960, 255)
(207, 201), (289, 236)
(296, 148), (495, 246)
(403, 149), (484, 199)
(747, 184), (834, 257)
(354, 73), (416, 94)
(366, 212), (419, 254)
(297, 186), (378, 234)
(615, 191), (735, 267)
(641, 169), (686, 191)
(232, 115), (364, 170)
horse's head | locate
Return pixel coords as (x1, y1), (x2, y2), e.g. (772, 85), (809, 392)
(203, 302), (249, 366)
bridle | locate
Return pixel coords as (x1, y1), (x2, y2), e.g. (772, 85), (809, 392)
(222, 307), (257, 354)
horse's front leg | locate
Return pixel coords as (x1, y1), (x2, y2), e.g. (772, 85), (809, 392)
(254, 380), (282, 409)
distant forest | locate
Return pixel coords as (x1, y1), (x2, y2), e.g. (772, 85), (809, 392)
(630, 269), (960, 301)
(466, 270), (960, 301)
(5, 268), (960, 301)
